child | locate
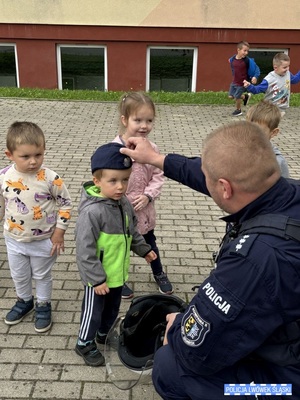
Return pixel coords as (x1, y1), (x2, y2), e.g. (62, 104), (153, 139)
(113, 91), (173, 299)
(246, 100), (289, 178)
(228, 40), (260, 116)
(0, 121), (72, 332)
(75, 142), (156, 367)
(244, 52), (300, 115)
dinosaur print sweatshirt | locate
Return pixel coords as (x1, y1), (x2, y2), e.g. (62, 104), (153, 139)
(0, 164), (72, 242)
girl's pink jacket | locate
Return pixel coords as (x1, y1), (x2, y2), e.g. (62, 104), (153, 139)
(113, 135), (164, 235)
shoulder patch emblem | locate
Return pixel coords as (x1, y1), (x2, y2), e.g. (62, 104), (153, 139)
(181, 305), (210, 347)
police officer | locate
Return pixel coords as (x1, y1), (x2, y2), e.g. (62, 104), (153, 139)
(121, 121), (300, 400)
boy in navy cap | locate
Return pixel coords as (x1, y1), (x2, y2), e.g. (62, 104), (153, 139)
(74, 143), (157, 367)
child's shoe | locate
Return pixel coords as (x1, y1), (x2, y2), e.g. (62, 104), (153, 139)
(121, 283), (134, 299)
(232, 109), (242, 116)
(35, 301), (52, 333)
(95, 332), (107, 345)
(4, 296), (34, 325)
(154, 272), (174, 295)
(75, 340), (105, 367)
(243, 93), (252, 106)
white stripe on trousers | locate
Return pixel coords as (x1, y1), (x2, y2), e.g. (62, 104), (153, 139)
(79, 286), (95, 340)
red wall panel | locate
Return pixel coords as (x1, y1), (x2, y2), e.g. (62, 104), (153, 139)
(1, 24), (300, 92)
(16, 40), (57, 89)
(107, 42), (146, 91)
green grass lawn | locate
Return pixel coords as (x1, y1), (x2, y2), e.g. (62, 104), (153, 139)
(1, 87), (300, 106)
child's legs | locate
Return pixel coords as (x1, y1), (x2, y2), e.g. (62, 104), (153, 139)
(5, 237), (56, 302)
(228, 82), (236, 99)
(99, 286), (122, 334)
(229, 83), (245, 108)
(5, 237), (33, 300)
(236, 98), (242, 110)
(78, 285), (105, 342)
(235, 86), (246, 109)
(143, 230), (163, 275)
(31, 255), (56, 302)
(24, 239), (55, 303)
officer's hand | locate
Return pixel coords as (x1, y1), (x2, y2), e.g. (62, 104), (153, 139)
(120, 137), (165, 169)
(163, 312), (179, 345)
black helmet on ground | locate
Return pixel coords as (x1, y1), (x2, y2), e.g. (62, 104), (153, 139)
(105, 293), (187, 390)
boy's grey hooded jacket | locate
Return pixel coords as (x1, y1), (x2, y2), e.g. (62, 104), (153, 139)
(75, 182), (151, 288)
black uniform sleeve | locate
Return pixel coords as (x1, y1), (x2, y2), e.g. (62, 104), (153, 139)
(164, 154), (210, 195)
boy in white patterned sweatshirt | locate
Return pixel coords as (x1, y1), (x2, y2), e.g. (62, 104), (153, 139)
(0, 121), (72, 332)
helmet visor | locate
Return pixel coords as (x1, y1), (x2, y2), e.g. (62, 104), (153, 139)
(104, 316), (153, 390)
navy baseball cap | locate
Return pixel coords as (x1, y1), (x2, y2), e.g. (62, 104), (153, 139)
(91, 142), (132, 173)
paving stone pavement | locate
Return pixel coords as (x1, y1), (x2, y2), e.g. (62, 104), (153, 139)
(0, 98), (299, 400)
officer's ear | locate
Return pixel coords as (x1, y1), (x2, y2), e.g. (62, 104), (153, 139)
(219, 178), (233, 200)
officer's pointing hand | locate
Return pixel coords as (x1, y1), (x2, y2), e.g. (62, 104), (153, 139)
(120, 137), (165, 170)
(120, 137), (153, 164)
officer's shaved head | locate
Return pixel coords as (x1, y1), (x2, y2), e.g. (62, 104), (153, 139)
(202, 121), (280, 195)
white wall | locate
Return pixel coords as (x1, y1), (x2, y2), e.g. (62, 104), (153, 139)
(0, 0), (299, 29)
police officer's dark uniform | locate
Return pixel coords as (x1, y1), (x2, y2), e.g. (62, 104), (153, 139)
(152, 154), (300, 400)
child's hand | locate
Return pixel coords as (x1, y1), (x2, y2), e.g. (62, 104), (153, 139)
(132, 194), (150, 211)
(250, 77), (257, 84)
(145, 250), (157, 263)
(243, 80), (250, 88)
(50, 227), (65, 256)
(94, 282), (110, 296)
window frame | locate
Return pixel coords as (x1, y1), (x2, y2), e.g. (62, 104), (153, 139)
(248, 47), (288, 81)
(146, 46), (198, 92)
(250, 47), (288, 56)
(56, 44), (108, 91)
(0, 43), (19, 87)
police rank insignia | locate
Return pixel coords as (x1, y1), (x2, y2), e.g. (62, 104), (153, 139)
(229, 234), (258, 257)
(181, 305), (210, 347)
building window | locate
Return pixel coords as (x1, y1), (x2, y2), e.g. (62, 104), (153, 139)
(249, 48), (288, 83)
(147, 47), (197, 92)
(0, 44), (18, 87)
(57, 45), (107, 91)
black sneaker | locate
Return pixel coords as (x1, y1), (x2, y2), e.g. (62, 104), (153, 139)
(232, 109), (242, 116)
(4, 296), (34, 325)
(75, 340), (105, 367)
(121, 283), (134, 299)
(35, 301), (52, 333)
(95, 332), (107, 345)
(243, 93), (251, 106)
(154, 272), (174, 295)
